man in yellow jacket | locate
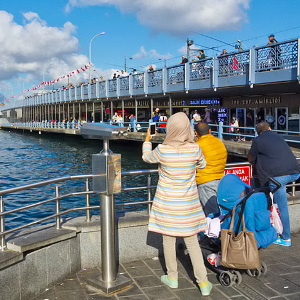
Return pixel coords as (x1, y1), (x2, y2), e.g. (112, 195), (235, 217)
(195, 123), (228, 216)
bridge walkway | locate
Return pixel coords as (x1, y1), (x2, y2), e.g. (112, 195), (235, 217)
(3, 124), (300, 159)
(32, 232), (300, 300)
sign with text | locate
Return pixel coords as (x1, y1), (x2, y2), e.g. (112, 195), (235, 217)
(224, 166), (251, 186)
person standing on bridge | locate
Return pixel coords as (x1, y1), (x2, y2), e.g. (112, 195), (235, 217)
(195, 122), (228, 216)
(142, 112), (212, 296)
(248, 122), (300, 247)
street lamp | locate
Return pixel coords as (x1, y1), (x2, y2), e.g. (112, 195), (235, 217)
(124, 56), (132, 72)
(89, 32), (105, 82)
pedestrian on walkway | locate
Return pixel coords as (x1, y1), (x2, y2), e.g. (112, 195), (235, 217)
(248, 122), (300, 247)
(195, 123), (228, 217)
(142, 112), (212, 296)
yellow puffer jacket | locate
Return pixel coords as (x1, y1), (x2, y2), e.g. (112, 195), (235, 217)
(196, 134), (228, 185)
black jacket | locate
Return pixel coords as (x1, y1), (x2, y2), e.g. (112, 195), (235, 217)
(249, 130), (300, 184)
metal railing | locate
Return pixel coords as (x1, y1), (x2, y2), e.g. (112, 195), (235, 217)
(1, 158), (300, 252)
(0, 161), (254, 251)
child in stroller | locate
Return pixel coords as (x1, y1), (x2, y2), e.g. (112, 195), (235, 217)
(197, 173), (279, 287)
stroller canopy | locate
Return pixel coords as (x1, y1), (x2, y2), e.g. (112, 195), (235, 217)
(217, 174), (250, 211)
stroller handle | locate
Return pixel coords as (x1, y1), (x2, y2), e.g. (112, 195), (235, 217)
(268, 177), (281, 194)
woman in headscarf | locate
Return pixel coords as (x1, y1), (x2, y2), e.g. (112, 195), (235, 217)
(142, 112), (212, 296)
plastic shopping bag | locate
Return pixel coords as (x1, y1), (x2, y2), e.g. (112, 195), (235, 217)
(270, 194), (283, 234)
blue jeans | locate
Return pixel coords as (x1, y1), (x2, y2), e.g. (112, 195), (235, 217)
(269, 174), (300, 240)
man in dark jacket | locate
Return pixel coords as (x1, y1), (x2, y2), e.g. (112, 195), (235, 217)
(248, 122), (300, 247)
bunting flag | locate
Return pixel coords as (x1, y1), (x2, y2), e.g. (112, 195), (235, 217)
(4, 63), (91, 103)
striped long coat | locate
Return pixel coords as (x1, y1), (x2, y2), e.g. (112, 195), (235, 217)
(142, 141), (207, 237)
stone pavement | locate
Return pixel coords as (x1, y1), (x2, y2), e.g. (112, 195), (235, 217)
(32, 233), (300, 300)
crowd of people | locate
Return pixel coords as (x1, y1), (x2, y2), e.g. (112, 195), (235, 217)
(140, 101), (299, 295)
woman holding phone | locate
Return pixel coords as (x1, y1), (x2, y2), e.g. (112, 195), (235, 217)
(142, 112), (212, 296)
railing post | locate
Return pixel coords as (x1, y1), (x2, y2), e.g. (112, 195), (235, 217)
(86, 178), (91, 222)
(218, 121), (223, 141)
(0, 196), (6, 251)
(55, 185), (61, 229)
(147, 174), (152, 214)
(292, 181), (296, 197)
(297, 37), (300, 83)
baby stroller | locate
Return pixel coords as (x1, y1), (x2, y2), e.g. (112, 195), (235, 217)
(198, 173), (280, 287)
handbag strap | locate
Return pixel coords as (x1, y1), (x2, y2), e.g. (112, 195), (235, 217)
(229, 206), (236, 231)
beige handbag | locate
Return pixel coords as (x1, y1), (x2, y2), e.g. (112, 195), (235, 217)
(220, 206), (260, 269)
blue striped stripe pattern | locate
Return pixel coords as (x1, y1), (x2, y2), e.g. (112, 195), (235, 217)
(142, 142), (207, 237)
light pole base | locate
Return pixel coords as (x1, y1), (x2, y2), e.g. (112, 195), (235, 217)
(86, 274), (132, 295)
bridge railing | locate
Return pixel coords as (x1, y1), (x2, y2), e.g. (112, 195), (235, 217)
(256, 38), (298, 72)
(218, 50), (250, 77)
(3, 36), (300, 111)
(189, 58), (213, 81)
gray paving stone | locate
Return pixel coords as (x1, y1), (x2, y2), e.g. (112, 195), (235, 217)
(241, 275), (280, 298)
(125, 265), (154, 277)
(174, 286), (227, 300)
(133, 274), (163, 288)
(142, 285), (177, 300)
(117, 295), (148, 300)
(113, 283), (144, 298)
(56, 289), (88, 300)
(123, 260), (147, 268)
(54, 277), (82, 292)
(234, 282), (269, 300)
(286, 293), (300, 300)
(31, 287), (57, 300)
(283, 273), (300, 286)
(266, 279), (300, 295)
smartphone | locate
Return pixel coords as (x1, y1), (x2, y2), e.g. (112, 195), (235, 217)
(150, 122), (156, 136)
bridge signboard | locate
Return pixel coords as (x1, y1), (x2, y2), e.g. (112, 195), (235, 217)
(224, 165), (251, 186)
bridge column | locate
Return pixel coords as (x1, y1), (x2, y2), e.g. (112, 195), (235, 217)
(144, 72), (149, 96)
(135, 98), (138, 122)
(169, 95), (172, 116)
(117, 78), (120, 98)
(249, 47), (256, 88)
(101, 102), (104, 121)
(212, 56), (219, 91)
(92, 101), (95, 122)
(185, 62), (190, 92)
(129, 74), (133, 97)
(162, 67), (167, 94)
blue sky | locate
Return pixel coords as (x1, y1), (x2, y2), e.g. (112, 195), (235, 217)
(1, 0), (300, 101)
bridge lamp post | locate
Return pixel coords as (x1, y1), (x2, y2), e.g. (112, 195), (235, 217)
(89, 32), (105, 82)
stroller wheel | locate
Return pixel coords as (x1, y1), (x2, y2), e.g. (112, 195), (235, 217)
(246, 267), (262, 278)
(260, 260), (268, 275)
(219, 271), (234, 287)
(231, 270), (242, 285)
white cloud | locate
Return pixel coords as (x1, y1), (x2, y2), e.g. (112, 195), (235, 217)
(132, 46), (172, 60)
(65, 0), (250, 35)
(0, 10), (88, 87)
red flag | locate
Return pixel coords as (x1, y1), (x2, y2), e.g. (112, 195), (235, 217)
(85, 65), (88, 69)
(77, 69), (80, 73)
(81, 67), (85, 71)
